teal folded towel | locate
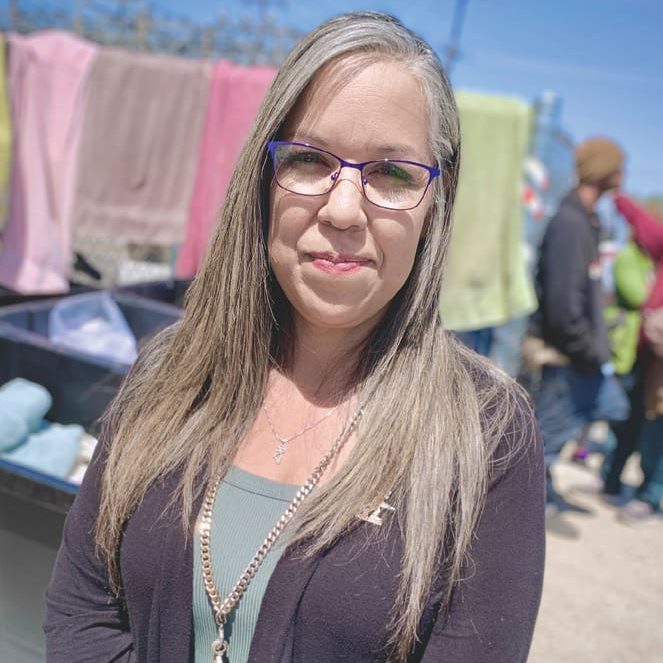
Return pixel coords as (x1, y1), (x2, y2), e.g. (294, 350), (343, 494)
(0, 409), (30, 452)
(0, 378), (52, 452)
(1, 423), (83, 479)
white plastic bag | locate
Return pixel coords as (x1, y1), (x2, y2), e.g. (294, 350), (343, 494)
(48, 292), (137, 365)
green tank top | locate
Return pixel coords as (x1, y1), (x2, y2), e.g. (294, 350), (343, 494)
(193, 466), (298, 662)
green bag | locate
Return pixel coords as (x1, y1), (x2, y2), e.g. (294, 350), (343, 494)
(603, 241), (654, 375)
(604, 305), (642, 375)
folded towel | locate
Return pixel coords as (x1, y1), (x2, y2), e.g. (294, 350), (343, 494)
(0, 377), (52, 430)
(0, 409), (29, 452)
(78, 432), (98, 463)
(0, 378), (53, 451)
(1, 423), (83, 479)
(67, 462), (88, 485)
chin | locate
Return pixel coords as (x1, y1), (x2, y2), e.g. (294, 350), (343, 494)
(294, 298), (386, 333)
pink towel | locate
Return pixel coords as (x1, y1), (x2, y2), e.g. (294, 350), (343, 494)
(73, 48), (211, 246)
(175, 61), (276, 278)
(0, 31), (97, 294)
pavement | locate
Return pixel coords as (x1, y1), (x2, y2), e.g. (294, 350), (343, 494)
(529, 446), (663, 663)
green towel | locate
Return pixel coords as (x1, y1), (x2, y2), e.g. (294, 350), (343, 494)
(439, 91), (535, 331)
(0, 35), (12, 228)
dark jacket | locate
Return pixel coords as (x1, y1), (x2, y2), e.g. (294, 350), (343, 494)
(533, 190), (612, 372)
(44, 395), (545, 663)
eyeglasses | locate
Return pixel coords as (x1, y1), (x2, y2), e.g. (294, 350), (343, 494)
(267, 141), (440, 211)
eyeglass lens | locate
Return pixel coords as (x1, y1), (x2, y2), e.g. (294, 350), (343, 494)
(272, 143), (431, 210)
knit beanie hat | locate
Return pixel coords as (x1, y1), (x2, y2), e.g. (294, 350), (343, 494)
(575, 137), (624, 184)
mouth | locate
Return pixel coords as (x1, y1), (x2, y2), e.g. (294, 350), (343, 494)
(307, 251), (371, 274)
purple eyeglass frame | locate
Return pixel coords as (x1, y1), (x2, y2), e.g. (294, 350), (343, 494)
(267, 140), (441, 211)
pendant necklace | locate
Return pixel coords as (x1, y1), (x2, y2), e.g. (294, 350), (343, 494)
(199, 406), (363, 662)
(263, 400), (339, 464)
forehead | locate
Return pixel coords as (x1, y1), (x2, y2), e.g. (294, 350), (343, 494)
(283, 57), (432, 162)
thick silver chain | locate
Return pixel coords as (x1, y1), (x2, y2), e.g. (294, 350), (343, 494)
(199, 406), (363, 662)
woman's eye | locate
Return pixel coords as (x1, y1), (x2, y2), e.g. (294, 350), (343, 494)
(284, 150), (330, 166)
(374, 163), (413, 182)
(294, 151), (320, 163)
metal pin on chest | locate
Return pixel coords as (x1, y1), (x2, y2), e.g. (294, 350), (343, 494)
(361, 496), (396, 526)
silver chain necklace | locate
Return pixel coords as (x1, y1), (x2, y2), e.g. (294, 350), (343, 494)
(263, 400), (339, 464)
(199, 406), (363, 663)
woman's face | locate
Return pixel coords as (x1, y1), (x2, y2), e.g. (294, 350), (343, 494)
(268, 59), (434, 334)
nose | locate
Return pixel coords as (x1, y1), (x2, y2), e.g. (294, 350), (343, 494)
(317, 167), (368, 230)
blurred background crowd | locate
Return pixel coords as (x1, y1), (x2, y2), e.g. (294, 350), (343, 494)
(0, 1), (660, 661)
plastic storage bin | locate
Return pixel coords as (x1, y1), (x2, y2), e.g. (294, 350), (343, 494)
(0, 291), (181, 662)
(0, 283), (94, 308)
(0, 291), (180, 432)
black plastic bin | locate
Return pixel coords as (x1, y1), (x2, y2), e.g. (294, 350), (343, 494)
(113, 278), (193, 310)
(0, 291), (181, 661)
(0, 289), (182, 507)
(0, 282), (95, 308)
(0, 291), (181, 433)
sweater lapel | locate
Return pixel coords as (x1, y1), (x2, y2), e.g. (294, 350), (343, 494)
(247, 540), (322, 662)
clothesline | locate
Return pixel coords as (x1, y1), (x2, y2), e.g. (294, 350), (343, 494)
(0, 30), (538, 334)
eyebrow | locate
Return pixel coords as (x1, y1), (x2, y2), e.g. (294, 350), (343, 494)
(288, 131), (429, 162)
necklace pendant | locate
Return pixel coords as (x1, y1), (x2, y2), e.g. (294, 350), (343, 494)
(212, 618), (228, 663)
(212, 640), (227, 663)
(212, 624), (228, 662)
(273, 442), (287, 464)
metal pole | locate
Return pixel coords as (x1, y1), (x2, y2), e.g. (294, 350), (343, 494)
(9, 0), (20, 30)
(444, 0), (470, 75)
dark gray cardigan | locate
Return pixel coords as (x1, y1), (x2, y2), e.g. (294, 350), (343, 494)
(44, 394), (545, 662)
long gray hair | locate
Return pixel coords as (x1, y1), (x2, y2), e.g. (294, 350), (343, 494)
(97, 11), (521, 660)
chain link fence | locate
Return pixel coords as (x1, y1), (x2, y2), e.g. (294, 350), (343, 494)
(4, 0), (302, 64)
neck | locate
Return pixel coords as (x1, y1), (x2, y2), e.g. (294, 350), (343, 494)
(576, 183), (601, 212)
(282, 314), (375, 402)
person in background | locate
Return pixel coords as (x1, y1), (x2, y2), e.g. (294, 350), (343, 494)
(44, 12), (545, 663)
(569, 237), (654, 464)
(529, 137), (630, 513)
(602, 194), (663, 522)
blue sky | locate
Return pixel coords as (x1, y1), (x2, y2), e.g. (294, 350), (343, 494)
(10, 0), (663, 197)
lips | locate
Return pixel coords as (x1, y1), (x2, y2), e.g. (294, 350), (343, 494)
(307, 251), (371, 274)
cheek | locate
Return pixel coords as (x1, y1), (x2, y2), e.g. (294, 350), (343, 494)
(380, 233), (420, 289)
(268, 188), (316, 250)
(377, 213), (428, 286)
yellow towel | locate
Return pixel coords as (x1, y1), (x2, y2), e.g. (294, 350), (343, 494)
(440, 91), (536, 331)
(0, 35), (12, 229)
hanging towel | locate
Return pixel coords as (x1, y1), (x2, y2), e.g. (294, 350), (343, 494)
(0, 31), (97, 294)
(176, 61), (276, 278)
(72, 48), (211, 246)
(1, 422), (83, 479)
(0, 35), (12, 229)
(439, 91), (536, 331)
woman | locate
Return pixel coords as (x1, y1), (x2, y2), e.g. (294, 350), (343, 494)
(45, 11), (545, 662)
